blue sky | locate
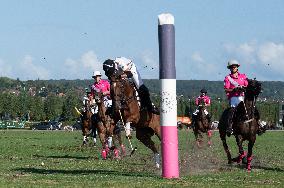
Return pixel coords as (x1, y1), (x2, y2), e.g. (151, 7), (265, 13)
(0, 0), (284, 81)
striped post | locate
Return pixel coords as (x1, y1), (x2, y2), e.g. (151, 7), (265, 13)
(158, 13), (179, 179)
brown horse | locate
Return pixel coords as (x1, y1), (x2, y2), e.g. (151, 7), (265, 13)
(219, 79), (262, 172)
(109, 75), (161, 168)
(93, 90), (126, 159)
(192, 105), (212, 147)
(80, 98), (96, 146)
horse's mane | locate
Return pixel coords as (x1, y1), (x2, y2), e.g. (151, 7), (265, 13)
(245, 79), (262, 100)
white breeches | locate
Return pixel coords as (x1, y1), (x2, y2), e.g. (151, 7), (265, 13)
(130, 64), (143, 88)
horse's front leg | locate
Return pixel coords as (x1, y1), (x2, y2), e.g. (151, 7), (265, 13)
(97, 123), (108, 159)
(247, 137), (256, 172)
(220, 131), (232, 164)
(136, 128), (160, 168)
(207, 129), (212, 147)
(233, 135), (246, 164)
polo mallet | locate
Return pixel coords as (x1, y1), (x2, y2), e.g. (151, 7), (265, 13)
(74, 107), (83, 116)
(118, 109), (137, 156)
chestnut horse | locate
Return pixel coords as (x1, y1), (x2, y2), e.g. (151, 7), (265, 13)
(192, 105), (212, 147)
(218, 79), (262, 172)
(93, 90), (126, 159)
(109, 75), (161, 168)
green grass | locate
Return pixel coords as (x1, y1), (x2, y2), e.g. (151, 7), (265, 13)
(0, 129), (283, 187)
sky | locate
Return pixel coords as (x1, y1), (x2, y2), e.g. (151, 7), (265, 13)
(0, 0), (284, 81)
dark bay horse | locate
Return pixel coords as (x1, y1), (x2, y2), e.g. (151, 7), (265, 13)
(219, 79), (262, 172)
(109, 75), (161, 168)
(80, 98), (96, 146)
(93, 90), (126, 159)
(193, 105), (212, 147)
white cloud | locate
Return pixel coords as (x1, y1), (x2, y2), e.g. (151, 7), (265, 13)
(191, 52), (204, 62)
(64, 51), (103, 79)
(0, 56), (50, 80)
(257, 42), (284, 63)
(223, 41), (284, 81)
(138, 51), (159, 78)
(18, 55), (50, 80)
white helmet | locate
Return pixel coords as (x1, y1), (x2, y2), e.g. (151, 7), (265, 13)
(227, 59), (240, 69)
(92, 71), (102, 78)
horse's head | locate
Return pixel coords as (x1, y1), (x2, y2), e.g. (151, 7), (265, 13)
(93, 88), (104, 105)
(196, 105), (207, 120)
(245, 78), (262, 99)
(109, 75), (136, 112)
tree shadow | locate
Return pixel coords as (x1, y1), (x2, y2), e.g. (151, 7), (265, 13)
(14, 167), (158, 178)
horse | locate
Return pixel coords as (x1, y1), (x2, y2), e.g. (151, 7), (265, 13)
(109, 75), (161, 168)
(80, 98), (96, 146)
(93, 90), (126, 159)
(218, 78), (262, 172)
(192, 105), (212, 147)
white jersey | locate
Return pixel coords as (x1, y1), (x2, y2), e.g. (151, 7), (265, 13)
(114, 57), (143, 88)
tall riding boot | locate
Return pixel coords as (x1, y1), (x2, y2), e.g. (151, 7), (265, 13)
(226, 107), (235, 137)
(138, 85), (159, 114)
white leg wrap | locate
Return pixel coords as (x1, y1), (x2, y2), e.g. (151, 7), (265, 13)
(125, 122), (131, 136)
(154, 153), (160, 168)
(108, 137), (112, 147)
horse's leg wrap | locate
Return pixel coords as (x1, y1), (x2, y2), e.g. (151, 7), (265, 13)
(113, 148), (120, 159)
(154, 153), (160, 168)
(125, 122), (131, 137)
(107, 137), (112, 148)
(237, 151), (247, 164)
(101, 149), (107, 160)
(207, 130), (212, 137)
(120, 144), (126, 157)
(247, 156), (253, 172)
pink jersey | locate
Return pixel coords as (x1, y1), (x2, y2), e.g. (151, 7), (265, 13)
(91, 79), (110, 97)
(195, 95), (211, 106)
(224, 73), (248, 99)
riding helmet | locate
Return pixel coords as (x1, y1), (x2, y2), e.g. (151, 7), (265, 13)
(200, 88), (207, 93)
(227, 59), (240, 69)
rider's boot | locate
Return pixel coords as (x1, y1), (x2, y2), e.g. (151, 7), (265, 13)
(226, 107), (235, 137)
(138, 84), (160, 115)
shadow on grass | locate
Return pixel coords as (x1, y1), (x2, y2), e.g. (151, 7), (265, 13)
(232, 163), (284, 172)
(15, 167), (158, 178)
(32, 154), (93, 160)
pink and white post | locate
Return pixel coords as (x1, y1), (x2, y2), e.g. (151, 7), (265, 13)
(158, 13), (179, 179)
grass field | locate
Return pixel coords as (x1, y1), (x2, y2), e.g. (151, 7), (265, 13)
(0, 129), (283, 187)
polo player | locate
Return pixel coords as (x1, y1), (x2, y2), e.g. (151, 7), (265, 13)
(224, 60), (266, 137)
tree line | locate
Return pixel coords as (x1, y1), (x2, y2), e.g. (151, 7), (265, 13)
(0, 77), (283, 126)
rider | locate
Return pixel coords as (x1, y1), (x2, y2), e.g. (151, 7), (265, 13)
(224, 60), (265, 136)
(192, 88), (211, 125)
(103, 57), (159, 139)
(89, 70), (113, 146)
(81, 88), (97, 146)
(103, 57), (159, 114)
